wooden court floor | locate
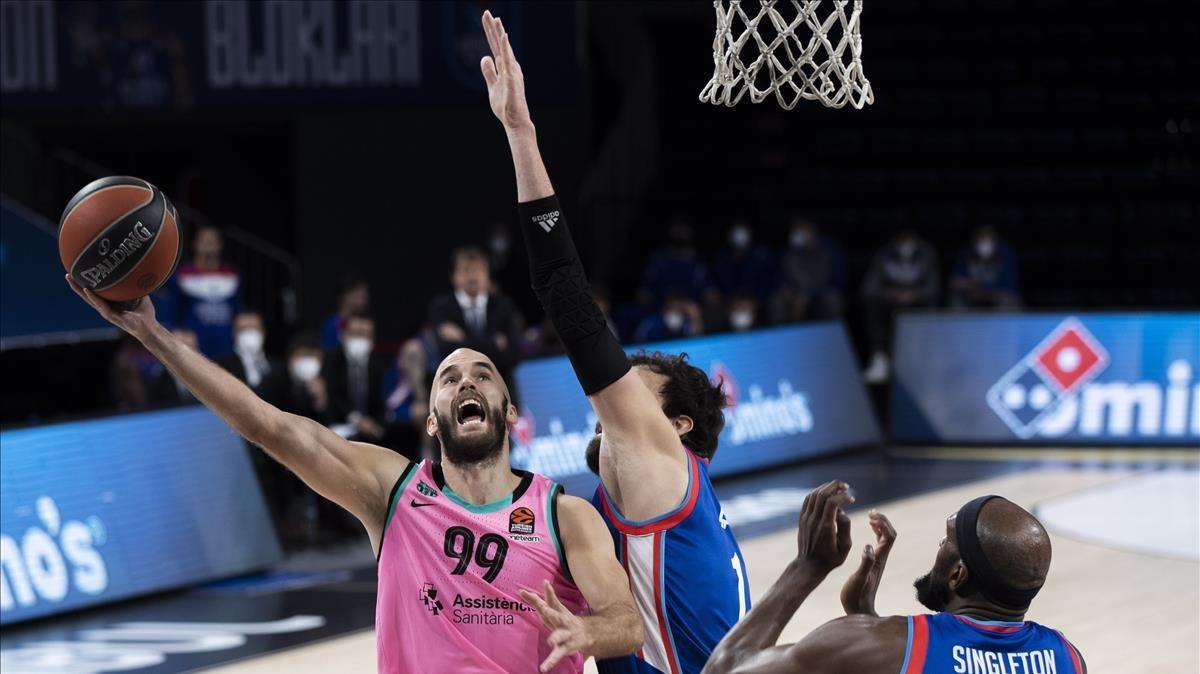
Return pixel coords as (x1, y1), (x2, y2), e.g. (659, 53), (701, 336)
(206, 466), (1200, 674)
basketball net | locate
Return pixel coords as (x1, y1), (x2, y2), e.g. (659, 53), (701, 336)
(699, 0), (874, 110)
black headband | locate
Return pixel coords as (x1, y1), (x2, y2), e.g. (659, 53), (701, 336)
(954, 495), (1043, 611)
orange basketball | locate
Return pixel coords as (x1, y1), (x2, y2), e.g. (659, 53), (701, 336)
(58, 176), (182, 302)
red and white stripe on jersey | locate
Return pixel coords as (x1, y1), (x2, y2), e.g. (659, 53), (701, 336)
(601, 453), (704, 674)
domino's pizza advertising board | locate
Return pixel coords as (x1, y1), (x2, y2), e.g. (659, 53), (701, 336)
(510, 322), (881, 497)
(891, 313), (1200, 444)
(0, 406), (281, 625)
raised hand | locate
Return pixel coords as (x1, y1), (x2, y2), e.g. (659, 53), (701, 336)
(65, 275), (157, 339)
(796, 480), (855, 573)
(840, 510), (897, 616)
(520, 580), (591, 672)
(479, 10), (533, 133)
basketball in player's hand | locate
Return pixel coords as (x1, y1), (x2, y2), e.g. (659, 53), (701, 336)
(58, 176), (182, 302)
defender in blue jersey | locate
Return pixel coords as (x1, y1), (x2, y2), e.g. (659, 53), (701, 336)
(483, 25), (750, 672)
(704, 481), (1087, 674)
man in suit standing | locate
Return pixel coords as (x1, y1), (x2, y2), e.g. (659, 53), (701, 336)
(426, 245), (524, 392)
(323, 313), (388, 443)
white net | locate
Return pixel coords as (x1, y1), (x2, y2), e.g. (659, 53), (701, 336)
(699, 0), (874, 110)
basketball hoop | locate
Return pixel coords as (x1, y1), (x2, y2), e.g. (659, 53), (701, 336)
(699, 0), (874, 110)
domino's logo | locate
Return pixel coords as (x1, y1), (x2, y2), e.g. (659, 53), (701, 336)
(987, 318), (1110, 438)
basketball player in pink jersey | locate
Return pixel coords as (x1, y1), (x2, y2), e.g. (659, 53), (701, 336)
(64, 293), (643, 671)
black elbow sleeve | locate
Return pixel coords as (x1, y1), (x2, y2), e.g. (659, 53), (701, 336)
(518, 195), (629, 395)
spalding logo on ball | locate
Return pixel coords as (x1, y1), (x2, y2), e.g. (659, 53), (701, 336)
(58, 176), (183, 302)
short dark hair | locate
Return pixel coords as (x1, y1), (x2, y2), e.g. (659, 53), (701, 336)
(287, 330), (321, 355)
(451, 245), (489, 270)
(630, 351), (728, 460)
(338, 273), (369, 298)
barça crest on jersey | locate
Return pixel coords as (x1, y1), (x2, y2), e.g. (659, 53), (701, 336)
(508, 507), (535, 535)
(417, 481), (438, 497)
(419, 583), (444, 616)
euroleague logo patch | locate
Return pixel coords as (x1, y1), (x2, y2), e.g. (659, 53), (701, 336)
(985, 318), (1110, 439)
(509, 507), (535, 535)
(507, 507), (539, 542)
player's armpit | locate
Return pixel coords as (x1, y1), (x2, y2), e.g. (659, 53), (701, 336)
(590, 369), (691, 519)
(263, 414), (408, 551)
(555, 494), (643, 659)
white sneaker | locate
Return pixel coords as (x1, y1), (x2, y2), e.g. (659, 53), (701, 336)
(863, 352), (890, 383)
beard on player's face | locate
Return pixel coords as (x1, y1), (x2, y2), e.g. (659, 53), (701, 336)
(435, 392), (509, 467)
(913, 555), (956, 612)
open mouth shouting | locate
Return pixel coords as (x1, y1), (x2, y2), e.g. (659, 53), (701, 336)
(455, 394), (488, 429)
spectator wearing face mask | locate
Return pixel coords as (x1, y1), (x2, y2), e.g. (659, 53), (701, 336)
(724, 293), (760, 333)
(633, 293), (703, 343)
(323, 313), (387, 442)
(861, 230), (941, 383)
(322, 274), (370, 349)
(712, 220), (778, 306)
(771, 216), (845, 323)
(281, 332), (329, 423)
(216, 310), (284, 400)
(950, 226), (1021, 309)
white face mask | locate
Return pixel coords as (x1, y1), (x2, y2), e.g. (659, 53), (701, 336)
(345, 337), (372, 361)
(663, 311), (685, 332)
(235, 329), (264, 354)
(790, 230), (812, 249)
(976, 238), (996, 258)
(490, 236), (509, 256)
(730, 311), (754, 331)
(898, 240), (918, 258)
(730, 227), (751, 249)
(290, 357), (320, 383)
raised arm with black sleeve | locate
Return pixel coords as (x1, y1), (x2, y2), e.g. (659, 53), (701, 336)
(516, 195), (630, 395)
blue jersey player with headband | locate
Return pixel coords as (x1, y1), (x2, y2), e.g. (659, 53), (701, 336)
(704, 481), (1087, 674)
(480, 10), (751, 672)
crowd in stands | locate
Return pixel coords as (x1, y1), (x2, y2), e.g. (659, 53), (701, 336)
(107, 216), (1021, 546)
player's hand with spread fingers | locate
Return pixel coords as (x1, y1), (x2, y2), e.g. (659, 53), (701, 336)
(840, 509), (897, 616)
(796, 480), (855, 574)
(65, 274), (158, 340)
(520, 580), (592, 672)
(479, 10), (533, 134)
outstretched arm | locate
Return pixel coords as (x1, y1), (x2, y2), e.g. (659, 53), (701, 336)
(480, 10), (688, 521)
(703, 481), (903, 674)
(519, 494), (642, 672)
(67, 279), (408, 553)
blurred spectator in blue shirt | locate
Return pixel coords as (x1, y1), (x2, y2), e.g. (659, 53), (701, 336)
(949, 226), (1021, 309)
(861, 230), (941, 383)
(770, 216), (845, 324)
(158, 226), (239, 357)
(640, 219), (709, 306)
(634, 293), (703, 343)
(322, 273), (371, 349)
(712, 220), (778, 306)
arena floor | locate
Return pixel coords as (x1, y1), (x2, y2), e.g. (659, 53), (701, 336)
(3, 447), (1197, 674)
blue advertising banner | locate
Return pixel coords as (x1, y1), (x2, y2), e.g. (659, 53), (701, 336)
(0, 407), (282, 624)
(511, 323), (881, 497)
(891, 313), (1200, 444)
